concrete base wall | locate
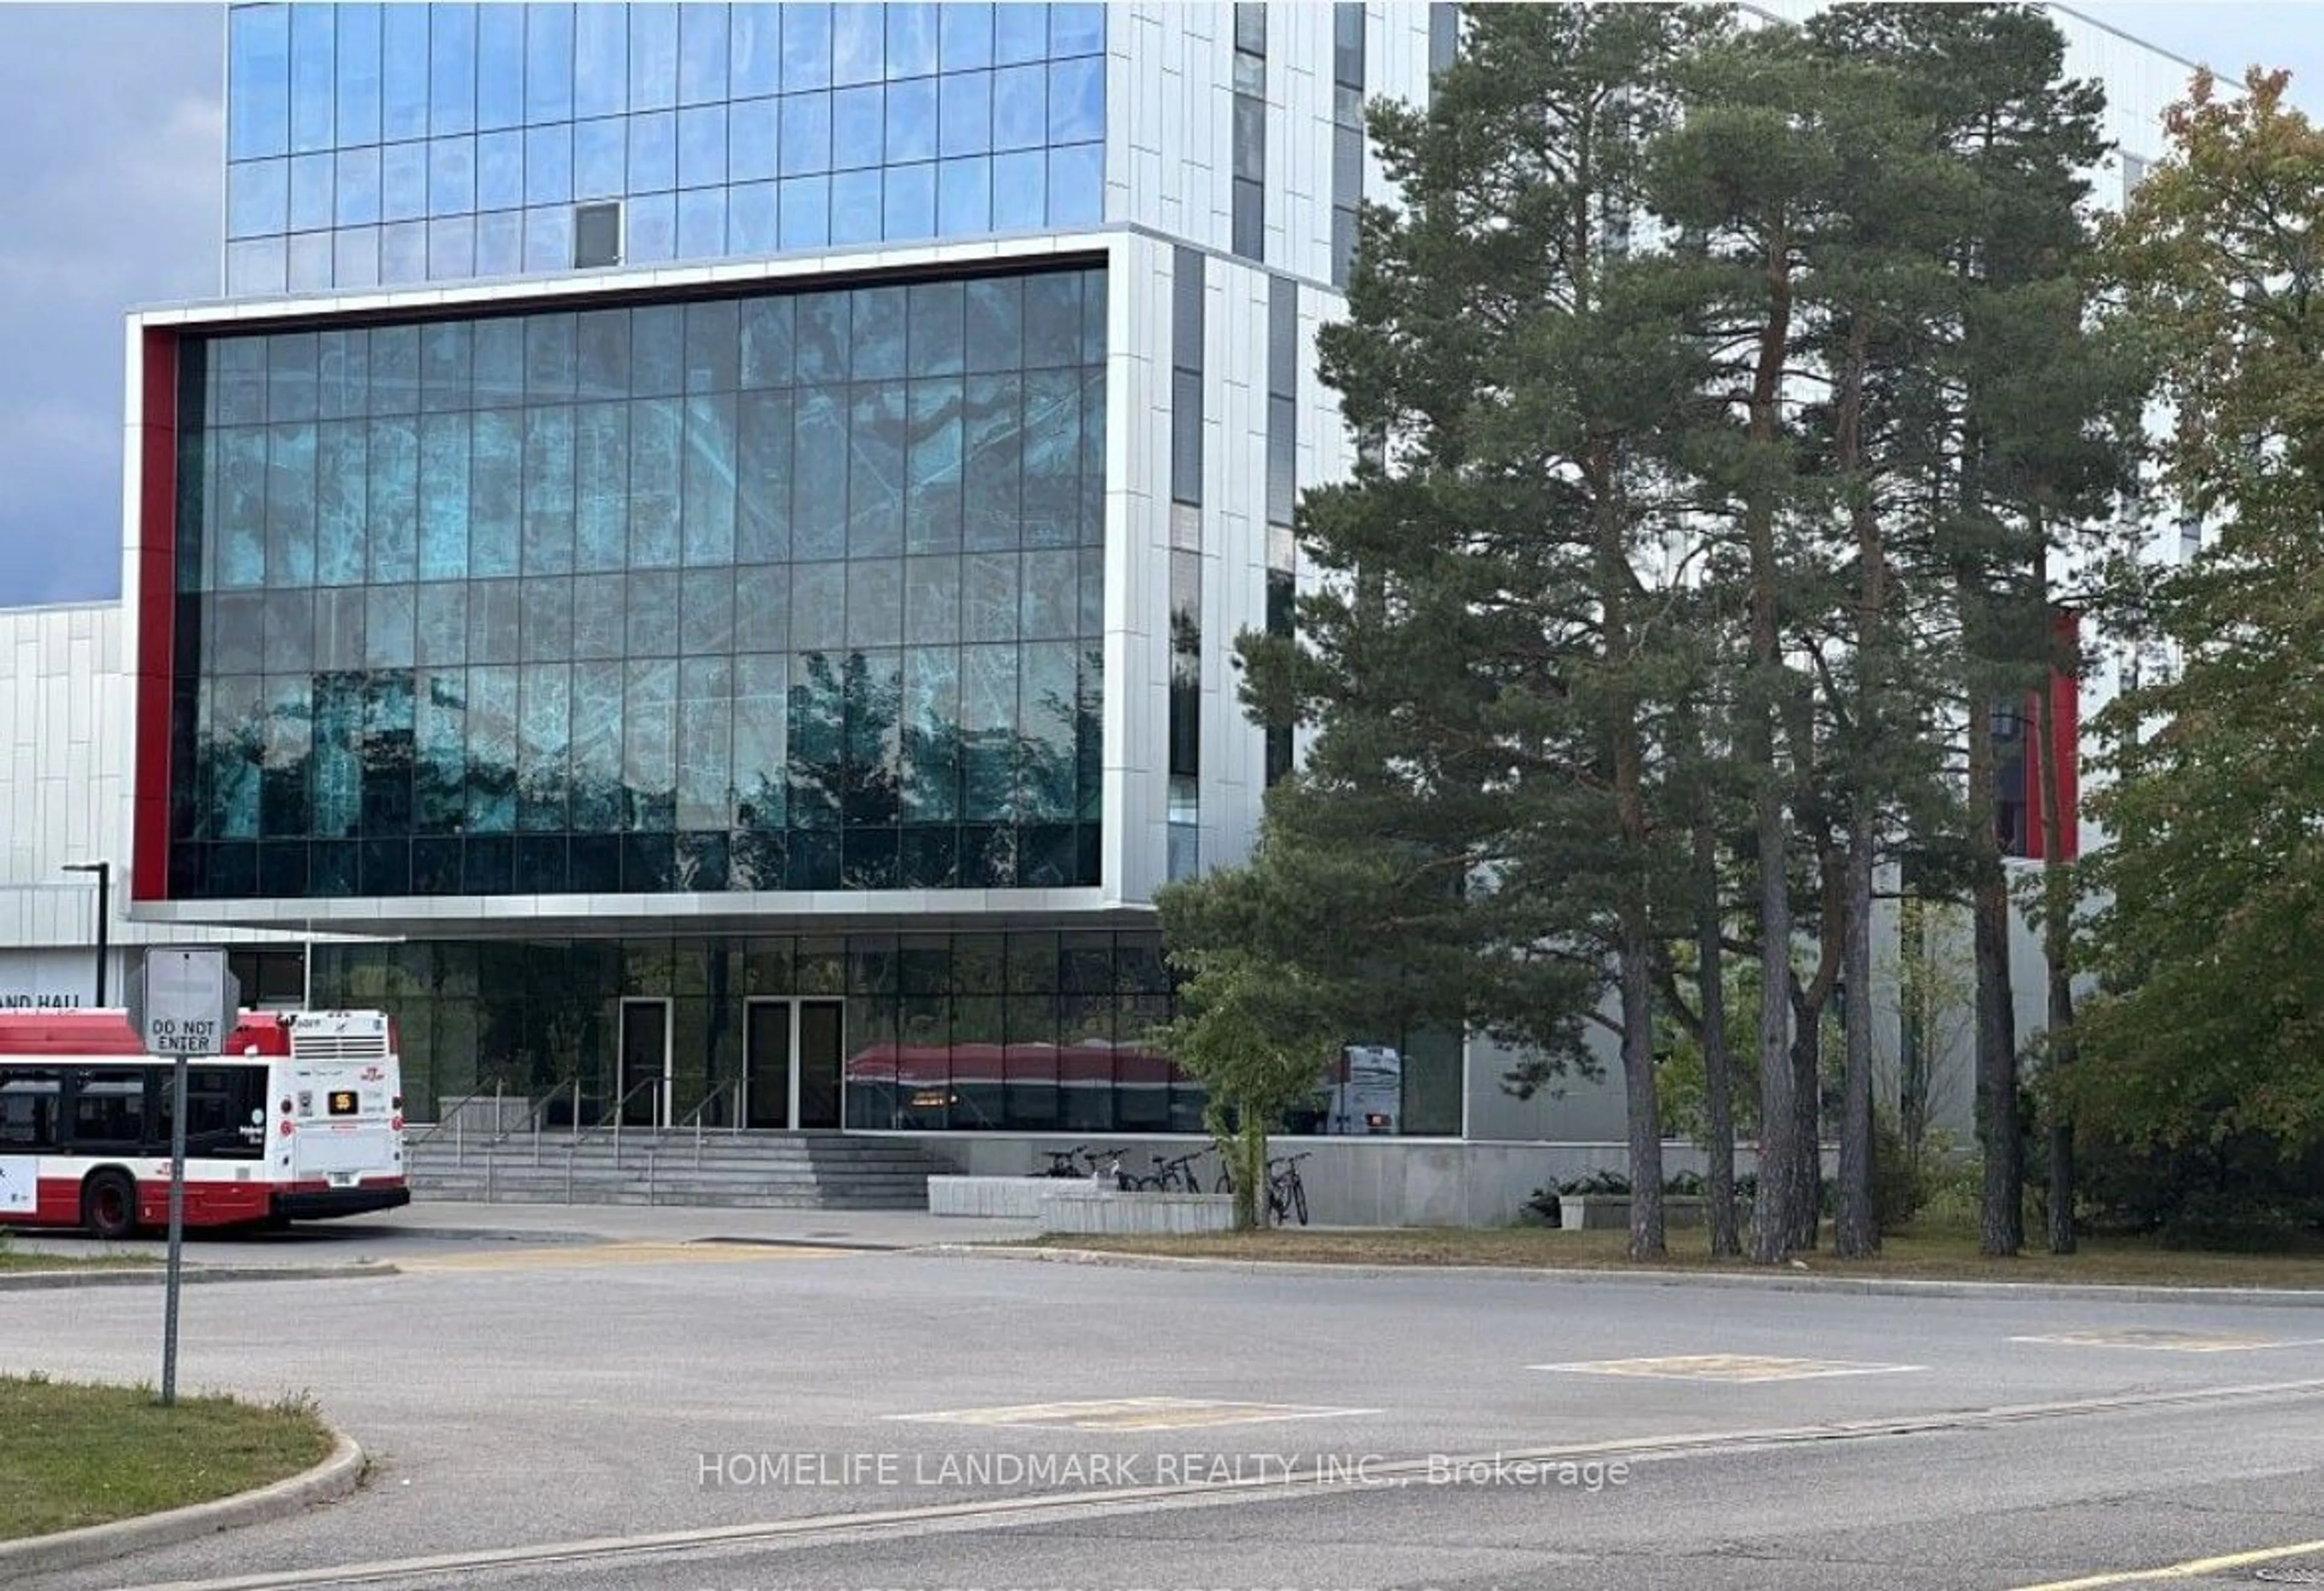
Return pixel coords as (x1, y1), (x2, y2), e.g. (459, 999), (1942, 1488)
(1040, 1190), (1237, 1235)
(879, 1134), (1779, 1229)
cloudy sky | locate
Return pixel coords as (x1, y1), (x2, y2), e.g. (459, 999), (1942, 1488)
(0, 2), (2318, 609)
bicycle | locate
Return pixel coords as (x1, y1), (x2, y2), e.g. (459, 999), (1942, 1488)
(1265, 1153), (1311, 1227)
(1140, 1150), (1206, 1192)
(1031, 1146), (1094, 1178)
(1088, 1147), (1134, 1191)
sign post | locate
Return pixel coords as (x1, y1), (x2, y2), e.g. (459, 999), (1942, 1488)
(124, 947), (240, 1408)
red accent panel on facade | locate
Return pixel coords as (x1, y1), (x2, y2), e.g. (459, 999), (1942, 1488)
(132, 328), (181, 904)
(2024, 607), (2081, 862)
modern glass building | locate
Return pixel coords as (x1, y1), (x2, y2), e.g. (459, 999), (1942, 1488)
(126, 3), (1451, 1135)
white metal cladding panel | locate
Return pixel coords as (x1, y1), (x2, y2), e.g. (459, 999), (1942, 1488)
(1109, 232), (1178, 909)
(1202, 258), (1275, 874)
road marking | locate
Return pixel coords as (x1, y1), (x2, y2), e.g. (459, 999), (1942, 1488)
(2007, 1537), (2324, 1589)
(396, 1241), (853, 1274)
(103, 1379), (2324, 1591)
(2012, 1328), (2324, 1353)
(1531, 1353), (1923, 1383)
(888, 1396), (1377, 1431)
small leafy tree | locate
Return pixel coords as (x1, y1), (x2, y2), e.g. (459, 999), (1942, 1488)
(1154, 950), (1339, 1231)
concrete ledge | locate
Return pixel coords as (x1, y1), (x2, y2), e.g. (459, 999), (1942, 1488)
(915, 1244), (2324, 1308)
(1558, 1196), (1715, 1232)
(1038, 1192), (1236, 1235)
(0, 1429), (364, 1577)
(927, 1175), (1088, 1219)
(0, 1263), (398, 1293)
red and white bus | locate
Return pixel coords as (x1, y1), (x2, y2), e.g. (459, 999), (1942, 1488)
(0, 1008), (410, 1238)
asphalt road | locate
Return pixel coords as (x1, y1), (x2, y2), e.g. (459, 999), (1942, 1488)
(7, 1216), (2324, 1591)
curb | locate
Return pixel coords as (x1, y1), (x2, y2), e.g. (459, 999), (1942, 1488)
(0, 1431), (364, 1578)
(0, 1263), (399, 1293)
(912, 1243), (2324, 1308)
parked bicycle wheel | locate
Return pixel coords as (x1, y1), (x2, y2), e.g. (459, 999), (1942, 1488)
(1290, 1178), (1308, 1225)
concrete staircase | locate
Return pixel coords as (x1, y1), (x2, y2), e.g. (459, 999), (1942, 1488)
(404, 1127), (953, 1210)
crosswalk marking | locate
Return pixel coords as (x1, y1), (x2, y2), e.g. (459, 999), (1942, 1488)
(1532, 1354), (1923, 1383)
(2011, 1329), (2324, 1353)
(889, 1397), (1377, 1431)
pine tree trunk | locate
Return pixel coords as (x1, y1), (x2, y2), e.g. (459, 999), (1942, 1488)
(1788, 983), (1823, 1250)
(1836, 816), (1879, 1255)
(1696, 819), (1741, 1258)
(1620, 911), (1666, 1261)
(1966, 682), (2023, 1257)
(1746, 231), (1797, 1267)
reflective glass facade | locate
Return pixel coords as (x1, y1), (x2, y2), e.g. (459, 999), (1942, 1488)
(166, 264), (1108, 900)
(225, 2), (1109, 294)
(311, 929), (1190, 1130)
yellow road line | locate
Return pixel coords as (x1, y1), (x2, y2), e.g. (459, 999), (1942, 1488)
(2009, 1537), (2324, 1590)
(398, 1241), (853, 1273)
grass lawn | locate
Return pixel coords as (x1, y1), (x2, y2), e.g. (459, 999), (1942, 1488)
(1034, 1225), (2324, 1288)
(0, 1249), (160, 1273)
(0, 1375), (335, 1541)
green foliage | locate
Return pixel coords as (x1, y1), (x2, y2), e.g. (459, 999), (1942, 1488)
(2077, 69), (2324, 1163)
(2074, 1130), (2324, 1250)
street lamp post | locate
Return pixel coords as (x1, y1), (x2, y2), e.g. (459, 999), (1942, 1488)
(62, 862), (110, 1006)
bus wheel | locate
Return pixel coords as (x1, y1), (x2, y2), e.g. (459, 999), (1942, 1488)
(82, 1170), (139, 1241)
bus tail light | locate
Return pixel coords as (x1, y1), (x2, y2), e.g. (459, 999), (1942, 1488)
(278, 1119), (296, 1137)
(390, 1115), (404, 1132)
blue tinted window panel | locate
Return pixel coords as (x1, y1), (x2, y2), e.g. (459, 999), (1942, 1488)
(940, 4), (992, 73)
(630, 110), (678, 192)
(682, 395), (739, 565)
(630, 397), (683, 567)
(849, 383), (905, 557)
(476, 209), (523, 277)
(381, 5), (430, 142)
(832, 85), (883, 169)
(832, 2), (884, 87)
(731, 180), (780, 254)
(730, 97), (779, 182)
(830, 169), (882, 245)
(628, 191), (678, 261)
(336, 4), (384, 146)
(678, 1), (731, 105)
(381, 142), (427, 221)
(993, 64), (1046, 153)
(1051, 4), (1105, 56)
(418, 412), (471, 580)
(228, 238), (289, 298)
(779, 175), (830, 250)
(887, 4), (938, 77)
(731, 4), (781, 96)
(573, 117), (625, 200)
(939, 71), (991, 159)
(428, 136), (477, 217)
(883, 162), (935, 241)
(477, 4), (526, 130)
(471, 410), (523, 576)
(229, 160), (289, 239)
(629, 2), (680, 111)
(289, 4), (337, 154)
(229, 6), (291, 160)
(679, 105), (728, 187)
(477, 130), (524, 211)
(938, 157), (991, 236)
(526, 124), (574, 206)
(737, 390), (793, 562)
(366, 415), (419, 582)
(992, 151), (1046, 232)
(288, 232), (335, 294)
(527, 205), (577, 274)
(996, 4), (1048, 65)
(1048, 142), (1102, 228)
(780, 92), (831, 176)
(1048, 56), (1103, 144)
(525, 4), (575, 124)
(884, 76), (936, 165)
(781, 3), (832, 91)
(429, 4), (478, 136)
(574, 3), (628, 120)
(792, 387), (849, 560)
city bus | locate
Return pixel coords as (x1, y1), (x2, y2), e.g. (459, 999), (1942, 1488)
(0, 1008), (409, 1238)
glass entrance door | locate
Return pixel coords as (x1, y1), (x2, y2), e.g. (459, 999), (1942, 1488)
(798, 999), (844, 1130)
(744, 999), (792, 1130)
(618, 999), (670, 1127)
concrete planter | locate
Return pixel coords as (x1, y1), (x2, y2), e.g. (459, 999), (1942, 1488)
(927, 1175), (1100, 1218)
(1557, 1195), (1713, 1232)
(1040, 1190), (1237, 1235)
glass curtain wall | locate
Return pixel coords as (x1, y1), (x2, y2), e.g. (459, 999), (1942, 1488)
(168, 264), (1108, 900)
(225, 2), (1108, 293)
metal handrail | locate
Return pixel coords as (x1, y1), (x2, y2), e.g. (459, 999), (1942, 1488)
(485, 1074), (585, 1166)
(407, 1081), (504, 1162)
(570, 1077), (665, 1163)
(676, 1079), (743, 1166)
